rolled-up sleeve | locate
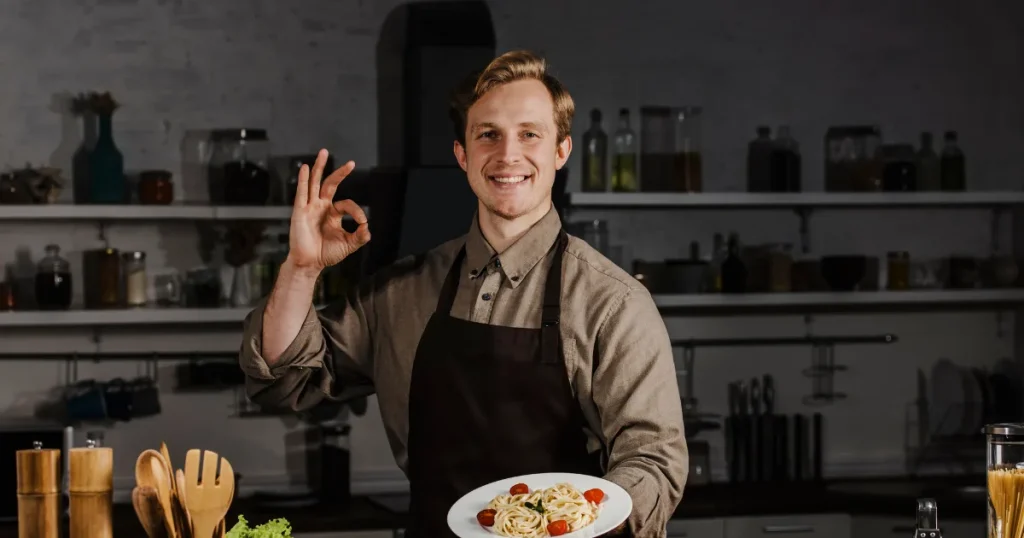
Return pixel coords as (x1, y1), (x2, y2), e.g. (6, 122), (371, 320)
(239, 282), (377, 412)
(595, 286), (687, 537)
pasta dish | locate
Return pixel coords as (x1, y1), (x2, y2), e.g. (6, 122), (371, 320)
(476, 482), (605, 537)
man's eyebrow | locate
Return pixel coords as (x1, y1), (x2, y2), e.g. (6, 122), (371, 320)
(470, 121), (549, 133)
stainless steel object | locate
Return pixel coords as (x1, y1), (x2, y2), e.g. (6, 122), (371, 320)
(915, 498), (942, 538)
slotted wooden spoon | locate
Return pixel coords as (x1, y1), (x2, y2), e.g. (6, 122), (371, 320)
(183, 450), (234, 538)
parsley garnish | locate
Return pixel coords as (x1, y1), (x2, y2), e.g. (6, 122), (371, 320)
(523, 500), (546, 514)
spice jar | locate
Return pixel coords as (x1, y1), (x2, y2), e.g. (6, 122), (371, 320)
(84, 248), (121, 308)
(887, 251), (910, 290)
(35, 245), (72, 310)
(121, 252), (147, 307)
(137, 170), (173, 205)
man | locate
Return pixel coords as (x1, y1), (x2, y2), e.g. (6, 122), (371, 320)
(238, 50), (687, 537)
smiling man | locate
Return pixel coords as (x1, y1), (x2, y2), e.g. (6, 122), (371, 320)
(238, 50), (687, 537)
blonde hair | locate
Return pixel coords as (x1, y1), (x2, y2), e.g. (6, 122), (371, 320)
(449, 50), (575, 145)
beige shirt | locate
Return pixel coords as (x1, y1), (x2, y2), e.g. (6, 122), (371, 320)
(239, 206), (688, 537)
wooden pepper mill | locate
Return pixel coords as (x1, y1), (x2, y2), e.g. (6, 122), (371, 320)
(16, 441), (60, 538)
(68, 440), (113, 538)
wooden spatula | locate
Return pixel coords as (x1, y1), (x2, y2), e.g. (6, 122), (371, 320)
(183, 450), (234, 538)
(133, 486), (169, 538)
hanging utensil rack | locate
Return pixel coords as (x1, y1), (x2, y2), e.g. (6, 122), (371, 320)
(671, 333), (898, 406)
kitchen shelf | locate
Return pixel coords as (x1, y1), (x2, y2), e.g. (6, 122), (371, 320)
(565, 191), (1024, 210)
(0, 204), (368, 221)
(653, 289), (1024, 315)
(0, 307), (256, 327)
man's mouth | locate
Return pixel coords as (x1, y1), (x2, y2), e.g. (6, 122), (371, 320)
(488, 174), (532, 185)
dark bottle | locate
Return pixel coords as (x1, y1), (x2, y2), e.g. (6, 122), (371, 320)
(939, 130), (966, 191)
(746, 126), (773, 192)
(770, 125), (802, 192)
(35, 244), (72, 310)
(916, 132), (940, 191)
(720, 233), (747, 294)
(582, 109), (609, 192)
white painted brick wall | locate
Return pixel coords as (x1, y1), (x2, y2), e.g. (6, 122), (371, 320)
(0, 0), (1022, 497)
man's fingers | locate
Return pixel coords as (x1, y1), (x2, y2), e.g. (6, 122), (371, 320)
(308, 149), (329, 204)
(319, 160), (356, 201)
(293, 164), (310, 207)
(333, 199), (368, 225)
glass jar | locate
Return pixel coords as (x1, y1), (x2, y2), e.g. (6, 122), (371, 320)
(887, 251), (910, 290)
(639, 106), (674, 192)
(83, 248), (121, 308)
(672, 106), (703, 192)
(881, 144), (917, 192)
(121, 251), (147, 307)
(35, 244), (72, 310)
(138, 170), (174, 205)
(985, 423), (1024, 538)
(571, 220), (610, 258)
(208, 128), (271, 206)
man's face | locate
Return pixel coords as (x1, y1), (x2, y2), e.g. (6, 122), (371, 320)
(454, 79), (571, 221)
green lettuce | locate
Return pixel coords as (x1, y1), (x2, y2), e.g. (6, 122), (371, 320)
(224, 515), (292, 538)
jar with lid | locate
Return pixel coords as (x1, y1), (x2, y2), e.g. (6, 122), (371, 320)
(207, 128), (271, 206)
(887, 251), (910, 290)
(985, 423), (1024, 538)
(672, 106), (703, 192)
(137, 170), (174, 205)
(121, 252), (147, 307)
(35, 244), (72, 310)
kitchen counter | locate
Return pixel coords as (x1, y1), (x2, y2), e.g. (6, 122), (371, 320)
(0, 475), (985, 536)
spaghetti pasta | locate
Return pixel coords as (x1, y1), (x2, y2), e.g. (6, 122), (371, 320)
(477, 482), (605, 537)
(988, 467), (1024, 538)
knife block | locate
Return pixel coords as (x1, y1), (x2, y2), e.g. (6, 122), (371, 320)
(68, 446), (113, 538)
(16, 444), (60, 538)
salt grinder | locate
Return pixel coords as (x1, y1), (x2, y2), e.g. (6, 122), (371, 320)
(16, 441), (60, 538)
(68, 439), (113, 538)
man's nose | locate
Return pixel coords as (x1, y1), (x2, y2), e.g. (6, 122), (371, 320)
(495, 137), (523, 164)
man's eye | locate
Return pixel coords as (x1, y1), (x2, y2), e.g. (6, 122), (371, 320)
(479, 131), (497, 139)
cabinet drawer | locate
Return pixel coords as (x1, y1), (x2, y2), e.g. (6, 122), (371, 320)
(666, 518), (725, 537)
(724, 514), (851, 538)
(853, 516), (983, 538)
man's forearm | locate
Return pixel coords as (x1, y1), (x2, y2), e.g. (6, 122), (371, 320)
(261, 260), (320, 365)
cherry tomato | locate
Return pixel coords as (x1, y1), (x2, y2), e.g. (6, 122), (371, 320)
(509, 483), (529, 495)
(476, 509), (496, 527)
(584, 488), (605, 504)
(547, 520), (569, 536)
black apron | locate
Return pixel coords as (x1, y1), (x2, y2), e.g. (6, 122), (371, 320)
(406, 229), (604, 537)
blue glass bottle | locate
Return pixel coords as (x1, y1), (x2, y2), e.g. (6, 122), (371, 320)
(88, 113), (125, 203)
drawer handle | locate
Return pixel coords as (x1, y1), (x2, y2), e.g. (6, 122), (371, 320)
(762, 525), (815, 533)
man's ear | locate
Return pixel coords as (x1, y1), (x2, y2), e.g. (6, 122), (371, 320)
(454, 140), (468, 172)
(555, 135), (572, 170)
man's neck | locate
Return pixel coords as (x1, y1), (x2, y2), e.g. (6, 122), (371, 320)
(477, 201), (552, 254)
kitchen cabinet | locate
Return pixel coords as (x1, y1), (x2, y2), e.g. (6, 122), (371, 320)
(724, 514), (851, 538)
(852, 516), (983, 538)
(666, 517), (726, 537)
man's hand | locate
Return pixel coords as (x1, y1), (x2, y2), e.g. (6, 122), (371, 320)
(286, 149), (370, 278)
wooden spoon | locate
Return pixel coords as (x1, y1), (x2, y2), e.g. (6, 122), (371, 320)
(183, 449), (235, 538)
(136, 450), (177, 538)
(132, 486), (169, 538)
(175, 469), (194, 538)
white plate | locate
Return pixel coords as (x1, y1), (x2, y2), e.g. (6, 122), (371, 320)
(447, 472), (632, 538)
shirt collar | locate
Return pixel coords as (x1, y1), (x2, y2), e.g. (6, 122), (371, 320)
(464, 205), (562, 288)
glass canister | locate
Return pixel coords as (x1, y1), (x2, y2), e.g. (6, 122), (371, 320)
(207, 128), (271, 206)
(83, 248), (121, 308)
(672, 106), (703, 192)
(35, 244), (72, 310)
(639, 106), (674, 192)
(985, 423), (1024, 538)
(571, 220), (610, 258)
(121, 251), (147, 307)
(887, 251), (910, 290)
(138, 170), (174, 205)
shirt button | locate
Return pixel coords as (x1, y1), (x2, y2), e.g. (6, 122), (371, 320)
(511, 276), (520, 282)
(481, 293), (493, 301)
(495, 259), (502, 268)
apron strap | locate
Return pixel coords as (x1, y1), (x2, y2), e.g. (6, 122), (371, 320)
(434, 246), (466, 315)
(541, 230), (568, 364)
